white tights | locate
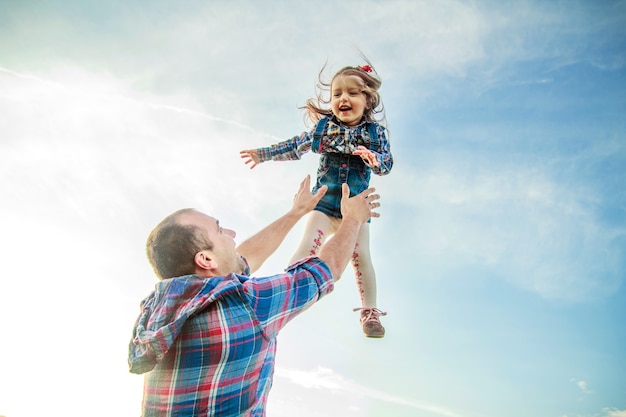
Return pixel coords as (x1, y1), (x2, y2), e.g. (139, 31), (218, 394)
(288, 211), (378, 308)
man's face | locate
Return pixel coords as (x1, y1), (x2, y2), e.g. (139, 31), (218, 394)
(180, 210), (246, 276)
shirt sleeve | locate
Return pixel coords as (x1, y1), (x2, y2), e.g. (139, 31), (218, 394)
(241, 257), (333, 339)
(256, 131), (313, 163)
(369, 124), (393, 176)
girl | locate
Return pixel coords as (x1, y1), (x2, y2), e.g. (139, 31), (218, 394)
(240, 60), (393, 338)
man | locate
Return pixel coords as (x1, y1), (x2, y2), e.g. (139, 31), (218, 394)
(128, 175), (380, 416)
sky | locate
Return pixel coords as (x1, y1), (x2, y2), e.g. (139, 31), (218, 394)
(0, 0), (625, 416)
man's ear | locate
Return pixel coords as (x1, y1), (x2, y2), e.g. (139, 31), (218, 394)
(194, 251), (218, 271)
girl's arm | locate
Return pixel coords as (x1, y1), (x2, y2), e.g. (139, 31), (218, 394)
(240, 131), (313, 169)
(352, 125), (393, 176)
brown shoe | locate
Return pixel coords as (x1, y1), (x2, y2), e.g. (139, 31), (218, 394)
(353, 307), (387, 338)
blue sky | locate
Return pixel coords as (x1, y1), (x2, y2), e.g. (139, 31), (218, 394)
(0, 1), (624, 416)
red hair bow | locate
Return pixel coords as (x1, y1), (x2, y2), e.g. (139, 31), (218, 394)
(358, 64), (373, 73)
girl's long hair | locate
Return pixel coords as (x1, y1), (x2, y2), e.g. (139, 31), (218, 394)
(301, 54), (386, 127)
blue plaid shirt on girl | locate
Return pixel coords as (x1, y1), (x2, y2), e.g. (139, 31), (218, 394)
(256, 117), (393, 176)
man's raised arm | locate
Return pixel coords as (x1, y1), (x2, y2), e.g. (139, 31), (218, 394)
(317, 184), (380, 281)
(236, 175), (327, 274)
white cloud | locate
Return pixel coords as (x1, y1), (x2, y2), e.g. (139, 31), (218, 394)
(276, 367), (344, 391)
(577, 381), (590, 393)
(603, 408), (626, 417)
(570, 378), (592, 394)
(275, 366), (474, 417)
(384, 160), (624, 301)
(0, 65), (293, 216)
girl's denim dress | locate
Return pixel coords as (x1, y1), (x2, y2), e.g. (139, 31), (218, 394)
(311, 117), (379, 220)
(312, 153), (372, 219)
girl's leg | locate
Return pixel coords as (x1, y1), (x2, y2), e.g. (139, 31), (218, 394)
(350, 223), (377, 307)
(351, 223), (387, 338)
(288, 210), (339, 265)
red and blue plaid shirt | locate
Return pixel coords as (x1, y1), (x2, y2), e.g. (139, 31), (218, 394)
(128, 257), (333, 416)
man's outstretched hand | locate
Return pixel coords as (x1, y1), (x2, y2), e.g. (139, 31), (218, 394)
(340, 183), (380, 225)
(291, 175), (327, 217)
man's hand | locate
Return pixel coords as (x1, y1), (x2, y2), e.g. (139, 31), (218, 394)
(236, 175), (326, 274)
(291, 175), (327, 217)
(340, 184), (380, 225)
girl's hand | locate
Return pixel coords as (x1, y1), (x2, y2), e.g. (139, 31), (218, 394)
(240, 149), (261, 169)
(352, 146), (380, 167)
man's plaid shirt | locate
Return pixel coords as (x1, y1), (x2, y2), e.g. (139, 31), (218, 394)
(128, 257), (333, 416)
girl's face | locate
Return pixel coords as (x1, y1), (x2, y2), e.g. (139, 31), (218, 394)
(330, 75), (368, 127)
